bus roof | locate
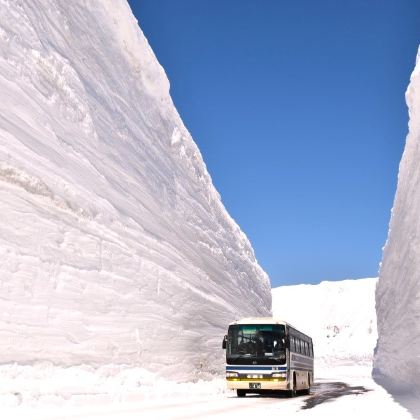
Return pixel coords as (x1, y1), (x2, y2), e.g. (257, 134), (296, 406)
(229, 317), (312, 340)
(230, 317), (290, 326)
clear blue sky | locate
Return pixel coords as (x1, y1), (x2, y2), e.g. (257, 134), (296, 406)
(128, 0), (420, 287)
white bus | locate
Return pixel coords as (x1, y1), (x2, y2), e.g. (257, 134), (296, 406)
(222, 317), (314, 397)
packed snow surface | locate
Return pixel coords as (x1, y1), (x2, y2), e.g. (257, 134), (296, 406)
(0, 0), (271, 381)
(272, 278), (378, 370)
(374, 47), (420, 395)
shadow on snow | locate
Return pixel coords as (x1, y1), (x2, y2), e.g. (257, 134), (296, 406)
(302, 381), (372, 409)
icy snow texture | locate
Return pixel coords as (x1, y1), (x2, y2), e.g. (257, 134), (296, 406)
(272, 279), (378, 371)
(0, 0), (271, 381)
(374, 47), (420, 394)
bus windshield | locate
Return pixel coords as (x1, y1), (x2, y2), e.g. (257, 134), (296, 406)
(227, 324), (286, 365)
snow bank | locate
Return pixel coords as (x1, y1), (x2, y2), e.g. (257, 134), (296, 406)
(272, 279), (378, 372)
(374, 47), (420, 395)
(0, 0), (271, 381)
(0, 363), (227, 409)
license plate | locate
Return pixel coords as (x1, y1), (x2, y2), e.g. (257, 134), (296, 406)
(249, 383), (261, 389)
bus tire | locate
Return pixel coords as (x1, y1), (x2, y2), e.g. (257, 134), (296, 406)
(237, 389), (246, 398)
(287, 372), (297, 397)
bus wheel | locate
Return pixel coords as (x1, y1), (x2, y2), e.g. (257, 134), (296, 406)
(287, 373), (297, 397)
(236, 389), (246, 398)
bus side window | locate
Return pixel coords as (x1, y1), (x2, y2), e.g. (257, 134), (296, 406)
(296, 339), (301, 354)
(304, 341), (308, 356)
(290, 336), (294, 352)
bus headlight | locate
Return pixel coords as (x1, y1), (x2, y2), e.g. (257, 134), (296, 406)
(226, 372), (238, 378)
(272, 373), (287, 378)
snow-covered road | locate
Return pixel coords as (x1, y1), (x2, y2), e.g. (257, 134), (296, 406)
(2, 367), (416, 420)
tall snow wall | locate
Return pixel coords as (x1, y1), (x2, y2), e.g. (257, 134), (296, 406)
(0, 0), (271, 381)
(374, 47), (420, 394)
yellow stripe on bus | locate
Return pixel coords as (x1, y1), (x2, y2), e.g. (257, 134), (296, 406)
(226, 378), (286, 382)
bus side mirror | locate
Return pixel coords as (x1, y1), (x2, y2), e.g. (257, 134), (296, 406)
(222, 335), (227, 349)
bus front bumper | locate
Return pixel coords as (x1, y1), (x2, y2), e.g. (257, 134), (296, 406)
(227, 378), (288, 391)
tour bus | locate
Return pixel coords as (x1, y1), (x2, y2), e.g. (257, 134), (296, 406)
(222, 317), (314, 397)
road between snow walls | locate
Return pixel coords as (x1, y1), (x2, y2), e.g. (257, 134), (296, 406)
(0, 0), (419, 418)
(1, 278), (417, 419)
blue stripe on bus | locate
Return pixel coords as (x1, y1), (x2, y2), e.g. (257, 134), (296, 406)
(226, 366), (287, 371)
